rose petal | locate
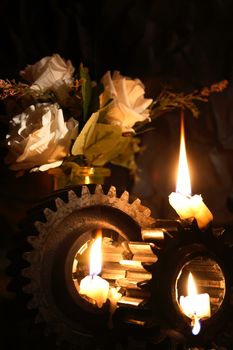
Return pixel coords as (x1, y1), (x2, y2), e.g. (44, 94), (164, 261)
(100, 71), (152, 132)
(20, 54), (74, 91)
(31, 160), (63, 172)
(5, 103), (76, 171)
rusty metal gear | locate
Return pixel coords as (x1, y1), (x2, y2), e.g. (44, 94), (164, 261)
(21, 184), (155, 347)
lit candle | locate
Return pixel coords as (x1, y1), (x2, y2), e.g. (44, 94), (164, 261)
(79, 231), (109, 308)
(179, 272), (211, 335)
(169, 113), (213, 229)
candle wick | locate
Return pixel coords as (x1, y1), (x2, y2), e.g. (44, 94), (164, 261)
(176, 191), (191, 199)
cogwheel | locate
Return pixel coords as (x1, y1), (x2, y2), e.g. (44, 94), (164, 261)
(21, 184), (155, 347)
(144, 220), (233, 349)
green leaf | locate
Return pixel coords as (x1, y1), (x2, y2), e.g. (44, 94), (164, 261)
(71, 111), (100, 155)
(83, 123), (127, 166)
(88, 82), (104, 115)
(111, 137), (141, 173)
(80, 63), (92, 121)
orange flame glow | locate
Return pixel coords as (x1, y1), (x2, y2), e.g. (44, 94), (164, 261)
(188, 272), (198, 296)
(89, 230), (102, 276)
(176, 113), (191, 196)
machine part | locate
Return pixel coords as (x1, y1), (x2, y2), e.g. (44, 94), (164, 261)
(17, 185), (233, 349)
(21, 185), (155, 347)
(145, 219), (233, 349)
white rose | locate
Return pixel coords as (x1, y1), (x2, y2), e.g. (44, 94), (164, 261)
(99, 71), (153, 133)
(20, 53), (75, 93)
(5, 103), (77, 172)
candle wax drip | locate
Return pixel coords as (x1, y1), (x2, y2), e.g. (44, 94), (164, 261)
(191, 313), (201, 335)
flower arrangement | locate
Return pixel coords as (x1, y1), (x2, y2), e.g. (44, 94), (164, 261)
(0, 54), (228, 188)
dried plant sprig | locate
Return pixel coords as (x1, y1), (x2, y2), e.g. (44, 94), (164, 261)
(0, 79), (58, 102)
(200, 79), (228, 97)
(134, 80), (228, 134)
(70, 79), (81, 98)
(151, 79), (228, 119)
(0, 79), (31, 100)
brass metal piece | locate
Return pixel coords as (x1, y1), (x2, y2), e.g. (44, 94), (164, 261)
(124, 318), (146, 326)
(141, 228), (165, 241)
(101, 271), (126, 280)
(132, 254), (158, 263)
(117, 296), (144, 307)
(116, 278), (140, 289)
(126, 270), (152, 281)
(119, 260), (144, 271)
(53, 166), (111, 189)
(128, 242), (154, 254)
(70, 166), (111, 185)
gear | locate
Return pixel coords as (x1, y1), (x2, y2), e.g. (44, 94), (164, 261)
(21, 184), (155, 347)
(145, 220), (233, 349)
(18, 185), (233, 349)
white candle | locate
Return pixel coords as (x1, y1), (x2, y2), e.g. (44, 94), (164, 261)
(79, 275), (109, 308)
(179, 272), (211, 335)
(180, 291), (211, 319)
(79, 231), (110, 308)
(169, 192), (213, 229)
(169, 113), (213, 229)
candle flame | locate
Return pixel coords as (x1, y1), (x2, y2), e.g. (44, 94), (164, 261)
(188, 273), (202, 335)
(179, 272), (210, 336)
(188, 272), (198, 296)
(176, 113), (191, 196)
(89, 230), (102, 276)
(192, 314), (201, 335)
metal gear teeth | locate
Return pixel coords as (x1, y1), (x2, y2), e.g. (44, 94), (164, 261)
(137, 279), (153, 292)
(20, 184), (156, 344)
(107, 185), (117, 198)
(142, 208), (152, 217)
(55, 197), (65, 209)
(22, 251), (32, 262)
(21, 267), (32, 278)
(94, 184), (104, 194)
(27, 235), (39, 248)
(132, 198), (141, 207)
(43, 207), (55, 221)
(68, 189), (79, 203)
(34, 221), (47, 232)
(82, 184), (92, 197)
(120, 190), (129, 203)
(31, 185), (155, 236)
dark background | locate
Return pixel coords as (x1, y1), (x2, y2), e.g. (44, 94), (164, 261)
(0, 0), (233, 349)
